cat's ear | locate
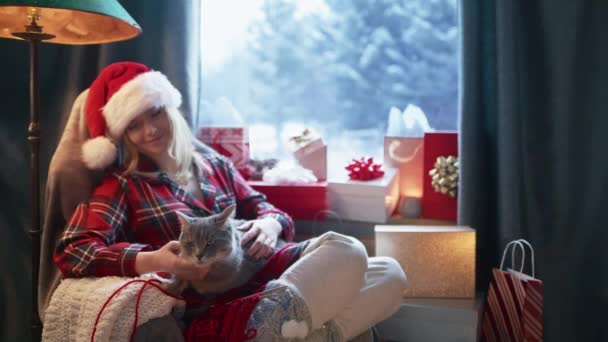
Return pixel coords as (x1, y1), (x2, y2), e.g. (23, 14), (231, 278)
(175, 211), (192, 231)
(214, 204), (236, 228)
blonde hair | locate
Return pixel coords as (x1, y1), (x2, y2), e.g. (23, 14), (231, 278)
(122, 107), (197, 184)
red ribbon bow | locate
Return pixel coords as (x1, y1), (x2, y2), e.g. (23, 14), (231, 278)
(345, 157), (385, 181)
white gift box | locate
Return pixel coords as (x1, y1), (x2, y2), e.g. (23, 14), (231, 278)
(293, 137), (327, 181)
(375, 296), (483, 342)
(375, 225), (476, 298)
(328, 167), (399, 223)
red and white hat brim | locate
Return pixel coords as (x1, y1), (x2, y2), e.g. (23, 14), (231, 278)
(103, 71), (182, 139)
(81, 136), (117, 170)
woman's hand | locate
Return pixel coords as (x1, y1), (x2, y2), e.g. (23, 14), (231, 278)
(238, 217), (282, 259)
(135, 241), (210, 281)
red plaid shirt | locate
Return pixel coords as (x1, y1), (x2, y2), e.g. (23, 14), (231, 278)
(54, 149), (294, 278)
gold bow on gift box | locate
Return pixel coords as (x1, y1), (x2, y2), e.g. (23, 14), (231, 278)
(288, 128), (315, 148)
(429, 155), (459, 198)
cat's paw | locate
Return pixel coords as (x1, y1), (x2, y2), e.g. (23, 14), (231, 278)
(281, 320), (309, 339)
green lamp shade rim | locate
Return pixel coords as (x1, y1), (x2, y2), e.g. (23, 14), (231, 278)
(0, 0), (141, 45)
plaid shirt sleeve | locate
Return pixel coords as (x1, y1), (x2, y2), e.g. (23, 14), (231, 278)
(221, 158), (295, 241)
(54, 175), (152, 277)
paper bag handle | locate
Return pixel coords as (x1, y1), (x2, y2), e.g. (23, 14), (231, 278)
(387, 139), (423, 164)
(517, 239), (535, 278)
(500, 240), (524, 271)
(499, 239), (536, 277)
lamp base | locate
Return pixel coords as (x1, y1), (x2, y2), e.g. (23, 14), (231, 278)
(31, 322), (42, 341)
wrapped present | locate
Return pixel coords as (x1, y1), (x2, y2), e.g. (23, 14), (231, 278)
(375, 295), (484, 342)
(421, 132), (458, 221)
(328, 167), (399, 223)
(292, 137), (327, 181)
(375, 225), (476, 298)
(197, 127), (250, 173)
(384, 136), (424, 198)
(248, 181), (328, 220)
(289, 129), (327, 181)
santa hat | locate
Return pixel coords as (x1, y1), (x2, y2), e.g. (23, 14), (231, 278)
(81, 61), (182, 170)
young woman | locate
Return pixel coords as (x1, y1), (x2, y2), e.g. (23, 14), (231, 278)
(54, 61), (406, 341)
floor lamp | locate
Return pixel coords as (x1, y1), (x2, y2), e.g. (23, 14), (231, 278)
(0, 1), (141, 340)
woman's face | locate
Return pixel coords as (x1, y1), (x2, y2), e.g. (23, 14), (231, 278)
(125, 107), (172, 158)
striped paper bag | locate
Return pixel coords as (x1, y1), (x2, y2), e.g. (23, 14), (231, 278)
(481, 239), (543, 342)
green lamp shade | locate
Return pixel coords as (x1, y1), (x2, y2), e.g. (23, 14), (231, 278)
(0, 0), (141, 44)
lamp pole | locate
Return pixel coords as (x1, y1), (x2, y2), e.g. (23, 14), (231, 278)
(12, 10), (54, 342)
(0, 3), (140, 341)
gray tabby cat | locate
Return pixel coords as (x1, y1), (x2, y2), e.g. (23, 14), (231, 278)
(165, 204), (276, 296)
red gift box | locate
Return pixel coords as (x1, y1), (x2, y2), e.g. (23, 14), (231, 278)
(197, 127), (250, 172)
(248, 181), (328, 220)
(421, 132), (458, 221)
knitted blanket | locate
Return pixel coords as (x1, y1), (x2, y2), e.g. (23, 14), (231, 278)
(42, 276), (185, 342)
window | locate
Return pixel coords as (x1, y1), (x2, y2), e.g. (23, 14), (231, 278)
(200, 0), (459, 179)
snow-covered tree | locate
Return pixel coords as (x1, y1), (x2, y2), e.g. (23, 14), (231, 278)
(206, 0), (459, 131)
(320, 0), (459, 129)
(246, 0), (340, 125)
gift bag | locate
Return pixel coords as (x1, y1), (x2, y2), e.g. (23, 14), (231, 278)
(481, 239), (543, 342)
(383, 136), (424, 198)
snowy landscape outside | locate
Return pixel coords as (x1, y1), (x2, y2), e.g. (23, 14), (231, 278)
(200, 0), (459, 179)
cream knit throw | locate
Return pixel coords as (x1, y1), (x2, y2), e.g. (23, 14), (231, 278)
(42, 276), (185, 342)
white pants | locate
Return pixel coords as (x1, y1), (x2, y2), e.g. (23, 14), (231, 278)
(280, 231), (407, 340)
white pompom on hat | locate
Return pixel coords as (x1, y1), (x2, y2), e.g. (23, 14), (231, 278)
(81, 61), (182, 170)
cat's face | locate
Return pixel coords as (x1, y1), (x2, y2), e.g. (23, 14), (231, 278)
(176, 204), (236, 266)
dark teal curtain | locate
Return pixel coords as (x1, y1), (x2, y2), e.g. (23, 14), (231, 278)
(0, 1), (200, 340)
(459, 0), (608, 340)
